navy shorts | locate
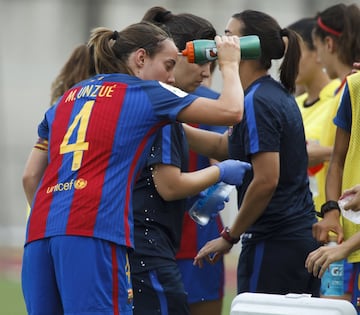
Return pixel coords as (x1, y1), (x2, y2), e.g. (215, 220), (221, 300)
(177, 258), (224, 303)
(237, 239), (321, 296)
(131, 264), (190, 315)
(22, 236), (133, 315)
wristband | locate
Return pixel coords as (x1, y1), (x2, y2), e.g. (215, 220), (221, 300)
(220, 226), (240, 245)
(319, 200), (340, 218)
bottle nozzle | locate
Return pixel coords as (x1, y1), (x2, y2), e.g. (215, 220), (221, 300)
(181, 41), (195, 63)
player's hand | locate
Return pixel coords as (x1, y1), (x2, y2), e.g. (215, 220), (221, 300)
(305, 243), (348, 278)
(312, 211), (343, 244)
(215, 35), (241, 67)
(341, 184), (360, 211)
(193, 237), (232, 268)
(215, 160), (251, 185)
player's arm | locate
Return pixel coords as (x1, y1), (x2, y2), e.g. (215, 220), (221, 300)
(183, 124), (229, 161)
(152, 160), (250, 201)
(22, 139), (48, 205)
(227, 152), (278, 239)
(326, 127), (350, 201)
(312, 127), (350, 243)
(152, 163), (219, 201)
(193, 152), (278, 266)
(177, 36), (243, 126)
(306, 140), (332, 167)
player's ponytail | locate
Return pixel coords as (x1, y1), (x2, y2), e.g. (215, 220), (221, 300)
(88, 27), (131, 75)
(88, 22), (170, 76)
(278, 28), (301, 94)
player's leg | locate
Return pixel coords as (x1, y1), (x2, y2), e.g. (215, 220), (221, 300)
(22, 238), (63, 315)
(178, 258), (224, 315)
(132, 264), (190, 315)
(237, 239), (321, 296)
(51, 236), (133, 315)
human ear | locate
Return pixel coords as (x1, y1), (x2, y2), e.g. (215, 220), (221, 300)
(325, 36), (335, 53)
(134, 48), (146, 67)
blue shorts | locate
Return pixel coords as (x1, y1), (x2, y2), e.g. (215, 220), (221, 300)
(237, 239), (321, 296)
(21, 236), (133, 315)
(131, 264), (189, 315)
(177, 258), (224, 304)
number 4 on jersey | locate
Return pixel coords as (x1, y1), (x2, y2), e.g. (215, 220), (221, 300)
(60, 100), (94, 171)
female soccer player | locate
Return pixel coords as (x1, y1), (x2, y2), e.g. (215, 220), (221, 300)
(187, 10), (321, 297)
(21, 22), (245, 315)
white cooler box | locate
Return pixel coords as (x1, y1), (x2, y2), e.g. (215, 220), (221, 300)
(230, 292), (357, 315)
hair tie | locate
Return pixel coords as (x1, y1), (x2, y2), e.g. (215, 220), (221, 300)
(280, 28), (288, 37)
(160, 10), (171, 19)
(155, 10), (172, 23)
(112, 30), (119, 41)
(317, 17), (341, 37)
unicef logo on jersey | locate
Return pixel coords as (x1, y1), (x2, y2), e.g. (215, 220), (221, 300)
(46, 178), (88, 194)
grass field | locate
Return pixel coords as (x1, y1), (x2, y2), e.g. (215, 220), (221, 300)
(0, 248), (237, 315)
(0, 277), (235, 315)
(0, 276), (27, 315)
(0, 279), (235, 315)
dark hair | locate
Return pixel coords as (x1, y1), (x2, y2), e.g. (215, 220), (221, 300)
(88, 22), (170, 75)
(232, 10), (300, 93)
(313, 3), (360, 66)
(288, 18), (316, 50)
(142, 6), (216, 50)
(50, 44), (95, 104)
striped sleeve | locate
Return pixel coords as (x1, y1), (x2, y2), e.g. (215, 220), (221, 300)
(33, 138), (48, 151)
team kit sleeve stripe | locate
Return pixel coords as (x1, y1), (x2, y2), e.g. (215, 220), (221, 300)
(245, 84), (261, 154)
(33, 138), (49, 151)
(161, 125), (172, 164)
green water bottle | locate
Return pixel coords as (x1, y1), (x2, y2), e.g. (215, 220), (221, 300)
(181, 35), (261, 64)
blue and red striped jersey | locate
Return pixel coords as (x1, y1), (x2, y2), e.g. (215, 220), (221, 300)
(25, 73), (197, 248)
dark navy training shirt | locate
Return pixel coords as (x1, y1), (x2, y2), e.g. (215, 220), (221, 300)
(228, 75), (317, 243)
(130, 122), (189, 272)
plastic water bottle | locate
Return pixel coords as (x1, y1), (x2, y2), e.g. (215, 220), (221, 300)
(181, 35), (261, 64)
(320, 238), (344, 297)
(338, 194), (360, 224)
(188, 182), (234, 226)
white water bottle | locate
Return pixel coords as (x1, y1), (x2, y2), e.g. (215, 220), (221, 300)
(188, 182), (234, 226)
(338, 194), (360, 224)
(320, 238), (344, 297)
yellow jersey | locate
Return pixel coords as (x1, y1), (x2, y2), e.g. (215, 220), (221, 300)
(341, 72), (360, 262)
(296, 79), (340, 211)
